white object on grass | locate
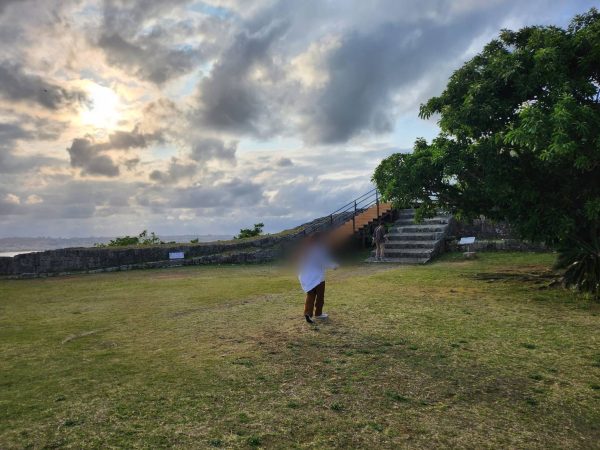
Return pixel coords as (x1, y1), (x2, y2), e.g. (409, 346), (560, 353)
(458, 236), (476, 255)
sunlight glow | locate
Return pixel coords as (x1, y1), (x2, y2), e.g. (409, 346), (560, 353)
(80, 84), (122, 129)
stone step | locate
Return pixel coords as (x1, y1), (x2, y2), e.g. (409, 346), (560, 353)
(393, 225), (447, 233)
(396, 210), (451, 219)
(386, 232), (444, 241)
(365, 257), (429, 264)
(394, 217), (450, 226)
(384, 241), (437, 249)
(381, 248), (433, 258)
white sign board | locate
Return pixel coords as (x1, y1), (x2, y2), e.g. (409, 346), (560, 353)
(169, 252), (185, 260)
(458, 237), (476, 245)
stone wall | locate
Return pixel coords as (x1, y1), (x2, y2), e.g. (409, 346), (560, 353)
(449, 216), (516, 240)
(0, 234), (294, 277)
(445, 216), (547, 252)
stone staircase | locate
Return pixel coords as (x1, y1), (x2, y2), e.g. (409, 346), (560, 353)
(367, 209), (453, 264)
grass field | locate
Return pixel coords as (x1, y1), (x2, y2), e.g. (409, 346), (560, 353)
(1, 252), (599, 449)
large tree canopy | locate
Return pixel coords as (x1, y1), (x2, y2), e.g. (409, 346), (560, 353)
(374, 9), (600, 294)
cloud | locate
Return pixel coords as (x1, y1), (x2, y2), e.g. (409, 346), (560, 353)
(67, 138), (121, 177)
(97, 32), (204, 85)
(66, 127), (161, 177)
(148, 137), (237, 184)
(108, 127), (162, 149)
(194, 19), (289, 136)
(0, 61), (87, 110)
(95, 0), (213, 84)
(301, 4), (515, 143)
(0, 120), (65, 173)
(172, 178), (265, 208)
(190, 137), (237, 164)
(135, 177), (265, 213)
(0, 0), (22, 15)
(275, 157), (293, 167)
(149, 157), (198, 184)
(25, 194), (43, 205)
(0, 121), (29, 143)
(0, 193), (19, 215)
(0, 179), (136, 221)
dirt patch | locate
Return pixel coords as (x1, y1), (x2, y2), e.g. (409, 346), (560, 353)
(472, 270), (560, 287)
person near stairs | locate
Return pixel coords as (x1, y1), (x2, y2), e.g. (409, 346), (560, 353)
(297, 232), (338, 324)
(373, 222), (387, 261)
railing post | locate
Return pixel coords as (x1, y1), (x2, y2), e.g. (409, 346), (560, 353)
(353, 200), (357, 232)
(330, 214), (333, 227)
(376, 190), (380, 218)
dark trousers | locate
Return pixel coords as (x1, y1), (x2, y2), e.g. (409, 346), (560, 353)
(304, 281), (325, 317)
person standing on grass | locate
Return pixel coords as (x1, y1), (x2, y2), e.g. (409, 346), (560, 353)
(297, 232), (338, 324)
(373, 222), (387, 261)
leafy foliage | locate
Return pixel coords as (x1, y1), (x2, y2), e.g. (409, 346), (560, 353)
(373, 9), (600, 295)
(556, 233), (600, 299)
(95, 230), (164, 247)
(235, 223), (264, 239)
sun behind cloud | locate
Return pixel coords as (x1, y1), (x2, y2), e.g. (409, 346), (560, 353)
(80, 83), (122, 129)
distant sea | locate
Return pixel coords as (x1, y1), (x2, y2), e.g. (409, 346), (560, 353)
(0, 251), (34, 257)
(0, 235), (233, 257)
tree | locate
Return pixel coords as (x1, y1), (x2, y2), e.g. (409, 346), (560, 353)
(235, 223), (264, 239)
(373, 9), (600, 297)
(95, 230), (164, 247)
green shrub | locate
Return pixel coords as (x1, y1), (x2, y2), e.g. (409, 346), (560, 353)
(95, 230), (164, 247)
(235, 223), (264, 239)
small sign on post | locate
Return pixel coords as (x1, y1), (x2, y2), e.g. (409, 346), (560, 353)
(169, 252), (184, 260)
(458, 236), (476, 259)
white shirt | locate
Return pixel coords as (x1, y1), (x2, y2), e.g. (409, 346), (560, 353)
(298, 244), (338, 292)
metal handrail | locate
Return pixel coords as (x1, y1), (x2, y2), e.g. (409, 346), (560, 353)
(288, 188), (384, 240)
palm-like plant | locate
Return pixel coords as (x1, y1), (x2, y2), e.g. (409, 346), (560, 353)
(556, 231), (600, 300)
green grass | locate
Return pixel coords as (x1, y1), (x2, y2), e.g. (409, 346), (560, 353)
(0, 252), (599, 448)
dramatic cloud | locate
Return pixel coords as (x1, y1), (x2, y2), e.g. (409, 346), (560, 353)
(95, 0), (213, 84)
(302, 12), (494, 143)
(97, 32), (203, 85)
(148, 137), (236, 184)
(194, 19), (289, 136)
(0, 0), (21, 15)
(67, 137), (121, 177)
(66, 128), (162, 177)
(0, 62), (87, 110)
(149, 157), (198, 184)
(107, 127), (162, 150)
(0, 119), (65, 173)
(276, 157), (293, 167)
(190, 138), (237, 164)
(171, 178), (265, 209)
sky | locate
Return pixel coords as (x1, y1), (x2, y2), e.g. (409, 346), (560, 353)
(0, 0), (596, 237)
